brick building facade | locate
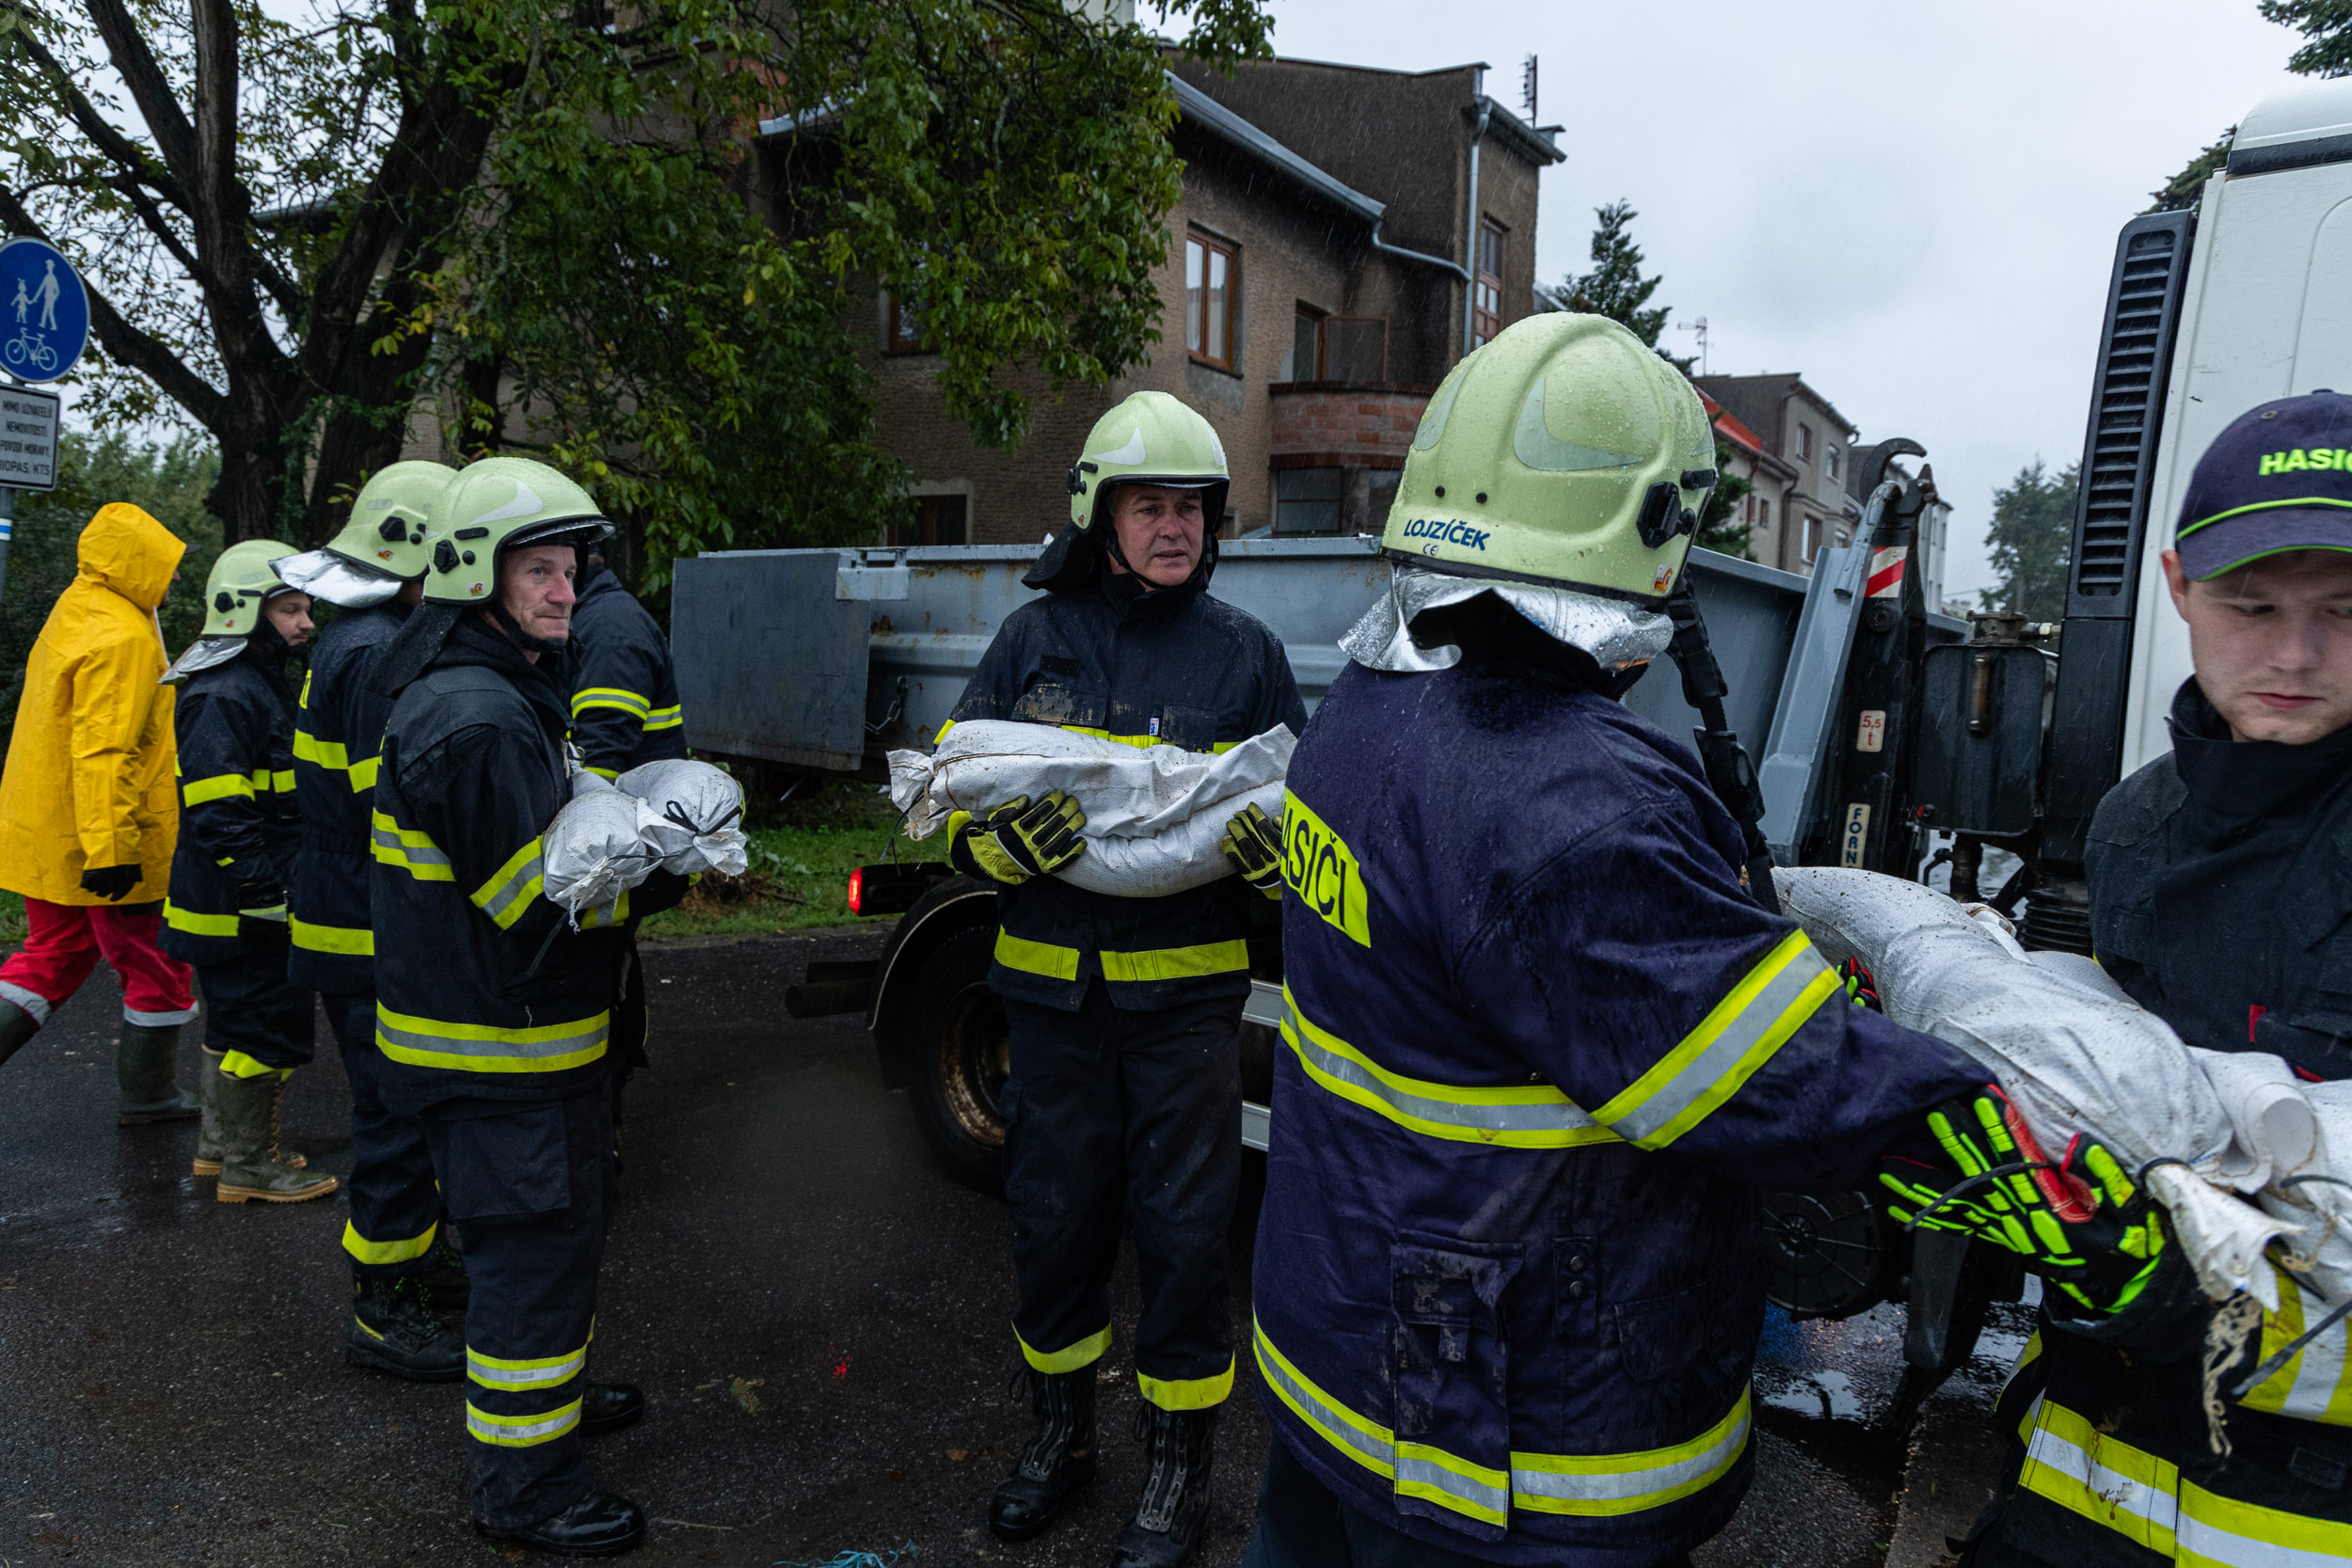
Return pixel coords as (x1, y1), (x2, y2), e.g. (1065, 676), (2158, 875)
(829, 55), (1564, 545)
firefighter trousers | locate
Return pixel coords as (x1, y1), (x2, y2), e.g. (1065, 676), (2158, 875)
(195, 927), (312, 1069)
(1000, 979), (1240, 1409)
(419, 1086), (613, 1528)
(323, 991), (442, 1280)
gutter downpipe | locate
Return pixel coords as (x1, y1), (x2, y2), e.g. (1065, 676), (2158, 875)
(1460, 94), (1492, 358)
(1368, 222), (1469, 282)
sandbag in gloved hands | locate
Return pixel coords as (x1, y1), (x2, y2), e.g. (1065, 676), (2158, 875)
(1881, 1087), (2168, 1316)
(949, 792), (1087, 886)
(616, 759), (749, 878)
(1219, 802), (1284, 898)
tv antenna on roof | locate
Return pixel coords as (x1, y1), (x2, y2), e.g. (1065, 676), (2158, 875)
(1680, 316), (1709, 376)
(1521, 55), (1537, 121)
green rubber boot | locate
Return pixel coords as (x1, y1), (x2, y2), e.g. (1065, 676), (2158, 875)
(193, 1050), (301, 1176)
(116, 1020), (201, 1125)
(0, 997), (40, 1069)
(215, 1069), (338, 1204)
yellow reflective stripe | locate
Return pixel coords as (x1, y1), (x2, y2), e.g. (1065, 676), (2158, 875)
(2002, 1331), (2043, 1443)
(218, 1050), (286, 1079)
(1282, 987), (1617, 1149)
(1139, 1358), (1234, 1411)
(1056, 723), (1238, 755)
(469, 1340), (590, 1391)
(994, 930), (1080, 982)
(583, 765), (620, 781)
(2240, 1271), (2352, 1426)
(1100, 940), (1249, 985)
(570, 687), (650, 719)
(935, 720), (956, 745)
(342, 1219), (436, 1266)
(293, 728), (348, 770)
(2178, 1480), (2352, 1563)
(371, 810), (453, 881)
(1254, 1318), (1736, 1526)
(1594, 929), (1839, 1149)
(347, 755), (380, 791)
(1018, 1324), (1111, 1374)
(1508, 1390), (1752, 1517)
(374, 1005), (611, 1074)
(164, 898), (240, 937)
(578, 889), (631, 929)
(183, 773), (255, 805)
(2018, 1396), (2178, 1552)
(466, 1399), (581, 1448)
(469, 836), (546, 930)
(247, 768), (294, 793)
(291, 916), (373, 956)
(643, 705), (682, 731)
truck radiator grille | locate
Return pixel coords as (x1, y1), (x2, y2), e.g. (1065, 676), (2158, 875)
(2068, 214), (2193, 608)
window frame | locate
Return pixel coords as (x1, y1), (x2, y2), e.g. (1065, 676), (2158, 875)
(1273, 466), (1345, 537)
(883, 290), (933, 356)
(1185, 231), (1240, 372)
(1291, 305), (1327, 382)
(1470, 217), (1505, 350)
(1793, 422), (1814, 462)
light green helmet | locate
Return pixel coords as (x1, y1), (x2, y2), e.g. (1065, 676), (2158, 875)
(200, 539), (302, 637)
(420, 455), (612, 607)
(274, 459), (456, 608)
(1384, 313), (1716, 603)
(1027, 390), (1230, 592)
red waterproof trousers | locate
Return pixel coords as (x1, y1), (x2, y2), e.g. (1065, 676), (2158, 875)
(0, 897), (195, 1026)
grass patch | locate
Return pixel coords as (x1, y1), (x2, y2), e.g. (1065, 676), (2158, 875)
(637, 776), (946, 940)
(0, 888), (22, 944)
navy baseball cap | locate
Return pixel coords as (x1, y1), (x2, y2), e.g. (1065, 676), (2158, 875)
(2176, 390), (2352, 579)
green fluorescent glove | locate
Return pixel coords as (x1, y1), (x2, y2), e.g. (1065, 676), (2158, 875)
(1840, 958), (1881, 1011)
(954, 791), (1088, 885)
(1879, 1089), (2166, 1316)
(1219, 802), (1284, 898)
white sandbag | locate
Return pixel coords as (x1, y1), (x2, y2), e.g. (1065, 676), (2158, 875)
(618, 759), (749, 878)
(542, 786), (666, 920)
(1776, 865), (2299, 1307)
(887, 720), (1295, 898)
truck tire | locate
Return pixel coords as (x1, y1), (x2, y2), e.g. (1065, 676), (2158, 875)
(907, 924), (1010, 1196)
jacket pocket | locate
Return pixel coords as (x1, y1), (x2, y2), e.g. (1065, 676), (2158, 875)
(1390, 1234), (1521, 1543)
(1011, 682), (1106, 730)
(441, 1105), (572, 1223)
(1613, 1282), (1710, 1382)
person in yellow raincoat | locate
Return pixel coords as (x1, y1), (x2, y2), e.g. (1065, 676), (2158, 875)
(0, 502), (202, 1121)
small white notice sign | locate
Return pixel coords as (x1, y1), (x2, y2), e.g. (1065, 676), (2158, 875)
(0, 384), (59, 491)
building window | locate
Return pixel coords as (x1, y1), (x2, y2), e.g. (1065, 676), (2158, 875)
(884, 292), (932, 355)
(1186, 232), (1237, 370)
(1290, 307), (1324, 381)
(1793, 422), (1814, 462)
(1470, 219), (1504, 349)
(1756, 497), (1772, 538)
(1804, 514), (1822, 562)
(1274, 467), (1343, 535)
(1825, 444), (1841, 482)
(889, 493), (967, 546)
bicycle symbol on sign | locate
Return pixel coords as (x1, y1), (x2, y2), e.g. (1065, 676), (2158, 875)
(3, 326), (56, 375)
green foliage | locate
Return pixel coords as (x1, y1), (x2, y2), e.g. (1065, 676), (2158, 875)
(1695, 441), (1755, 560)
(1986, 459), (2078, 622)
(1565, 201), (1673, 352)
(1, 430), (221, 745)
(2261, 0), (2352, 76)
(2147, 126), (2235, 214)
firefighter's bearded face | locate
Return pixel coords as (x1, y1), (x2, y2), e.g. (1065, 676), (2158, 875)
(498, 543), (580, 648)
(1104, 483), (1206, 589)
(2166, 546), (2352, 744)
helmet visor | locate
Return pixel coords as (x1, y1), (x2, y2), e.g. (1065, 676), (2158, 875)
(504, 515), (614, 554)
(275, 548), (404, 609)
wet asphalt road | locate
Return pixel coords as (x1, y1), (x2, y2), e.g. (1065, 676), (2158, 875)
(0, 930), (2015, 1568)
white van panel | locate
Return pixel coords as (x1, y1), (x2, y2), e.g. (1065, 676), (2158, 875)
(2122, 160), (2352, 774)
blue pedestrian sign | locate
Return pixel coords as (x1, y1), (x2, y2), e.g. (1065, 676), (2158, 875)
(0, 237), (88, 384)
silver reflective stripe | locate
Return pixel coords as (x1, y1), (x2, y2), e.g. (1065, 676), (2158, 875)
(466, 1401), (581, 1446)
(1605, 947), (1832, 1147)
(468, 1346), (587, 1389)
(375, 1016), (609, 1062)
(1510, 1402), (1749, 1506)
(1256, 1326), (1396, 1476)
(476, 853), (544, 925)
(121, 1004), (196, 1026)
(1283, 997), (1604, 1141)
(373, 822), (451, 869)
(1397, 1450), (1511, 1520)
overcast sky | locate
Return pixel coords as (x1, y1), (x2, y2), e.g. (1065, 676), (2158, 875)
(1259, 0), (2308, 603)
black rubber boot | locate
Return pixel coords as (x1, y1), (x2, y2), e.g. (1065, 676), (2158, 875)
(0, 997), (40, 1069)
(115, 1020), (200, 1125)
(1111, 1404), (1218, 1568)
(474, 1491), (645, 1558)
(344, 1272), (463, 1382)
(582, 1382), (644, 1435)
(989, 1368), (1098, 1541)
